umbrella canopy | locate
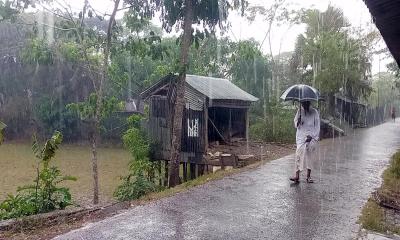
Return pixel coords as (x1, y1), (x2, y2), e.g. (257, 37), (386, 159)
(280, 84), (321, 102)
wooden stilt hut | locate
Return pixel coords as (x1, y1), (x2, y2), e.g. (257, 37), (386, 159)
(141, 74), (258, 177)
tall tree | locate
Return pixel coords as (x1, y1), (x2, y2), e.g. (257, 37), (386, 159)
(246, 0), (303, 118)
(92, 0), (121, 205)
(387, 60), (400, 89)
(228, 40), (270, 116)
(368, 72), (399, 108)
(66, 0), (165, 203)
(291, 6), (377, 114)
(126, 0), (247, 187)
(3, 0), (247, 188)
(167, 0), (194, 186)
(44, 0), (123, 205)
(6, 0), (162, 204)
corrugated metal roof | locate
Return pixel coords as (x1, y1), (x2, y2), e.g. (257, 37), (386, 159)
(185, 86), (205, 111)
(364, 0), (400, 65)
(185, 75), (258, 102)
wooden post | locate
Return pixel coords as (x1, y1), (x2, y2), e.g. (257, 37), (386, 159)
(158, 161), (162, 186)
(183, 162), (188, 182)
(179, 163), (182, 184)
(190, 163), (196, 180)
(229, 108), (232, 141)
(204, 102), (208, 150)
(164, 161), (169, 186)
(198, 164), (204, 176)
(245, 109), (249, 141)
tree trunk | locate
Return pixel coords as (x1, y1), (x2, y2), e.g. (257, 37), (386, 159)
(168, 0), (193, 187)
(91, 122), (99, 204)
(91, 0), (120, 204)
(263, 77), (267, 122)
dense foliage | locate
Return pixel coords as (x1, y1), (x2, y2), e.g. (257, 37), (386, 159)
(367, 72), (399, 108)
(291, 6), (378, 114)
(0, 0), (391, 143)
(0, 131), (76, 220)
(114, 115), (161, 201)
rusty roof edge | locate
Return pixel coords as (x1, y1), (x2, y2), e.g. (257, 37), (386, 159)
(139, 73), (176, 100)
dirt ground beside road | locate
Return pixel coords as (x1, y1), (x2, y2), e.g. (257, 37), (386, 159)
(208, 140), (295, 163)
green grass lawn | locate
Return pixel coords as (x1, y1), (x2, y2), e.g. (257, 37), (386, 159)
(0, 142), (130, 206)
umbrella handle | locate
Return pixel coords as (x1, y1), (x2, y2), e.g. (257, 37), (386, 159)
(299, 101), (301, 122)
(296, 102), (302, 127)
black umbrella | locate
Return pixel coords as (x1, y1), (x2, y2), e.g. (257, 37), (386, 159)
(280, 84), (321, 102)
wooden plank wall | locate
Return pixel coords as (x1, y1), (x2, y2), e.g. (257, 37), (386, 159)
(181, 107), (205, 154)
(148, 96), (171, 160)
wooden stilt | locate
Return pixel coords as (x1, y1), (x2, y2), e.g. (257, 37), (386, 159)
(190, 163), (196, 180)
(164, 161), (169, 186)
(158, 161), (162, 186)
(245, 109), (249, 141)
(229, 108), (232, 141)
(204, 102), (208, 150)
(183, 162), (188, 182)
(198, 164), (204, 176)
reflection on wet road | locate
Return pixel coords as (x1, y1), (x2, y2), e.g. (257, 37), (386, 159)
(54, 121), (400, 240)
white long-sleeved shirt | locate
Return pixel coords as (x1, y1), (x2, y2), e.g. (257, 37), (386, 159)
(294, 107), (320, 147)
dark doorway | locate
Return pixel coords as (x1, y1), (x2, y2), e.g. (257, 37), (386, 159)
(208, 107), (246, 143)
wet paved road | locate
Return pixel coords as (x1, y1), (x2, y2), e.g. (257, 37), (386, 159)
(55, 121), (400, 240)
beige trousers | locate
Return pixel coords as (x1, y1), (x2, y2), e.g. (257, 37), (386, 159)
(295, 141), (317, 172)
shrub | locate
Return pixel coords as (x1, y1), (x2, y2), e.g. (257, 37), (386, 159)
(0, 194), (37, 220)
(114, 115), (161, 201)
(0, 131), (76, 220)
(0, 121), (5, 145)
(114, 174), (158, 201)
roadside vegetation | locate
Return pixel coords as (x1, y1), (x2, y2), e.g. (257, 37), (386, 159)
(250, 102), (296, 143)
(114, 115), (164, 201)
(0, 131), (76, 220)
(359, 150), (400, 235)
(0, 142), (129, 204)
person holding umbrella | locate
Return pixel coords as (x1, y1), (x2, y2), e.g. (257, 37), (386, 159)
(280, 84), (321, 183)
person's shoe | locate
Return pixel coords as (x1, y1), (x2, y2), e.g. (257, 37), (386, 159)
(306, 177), (314, 183)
